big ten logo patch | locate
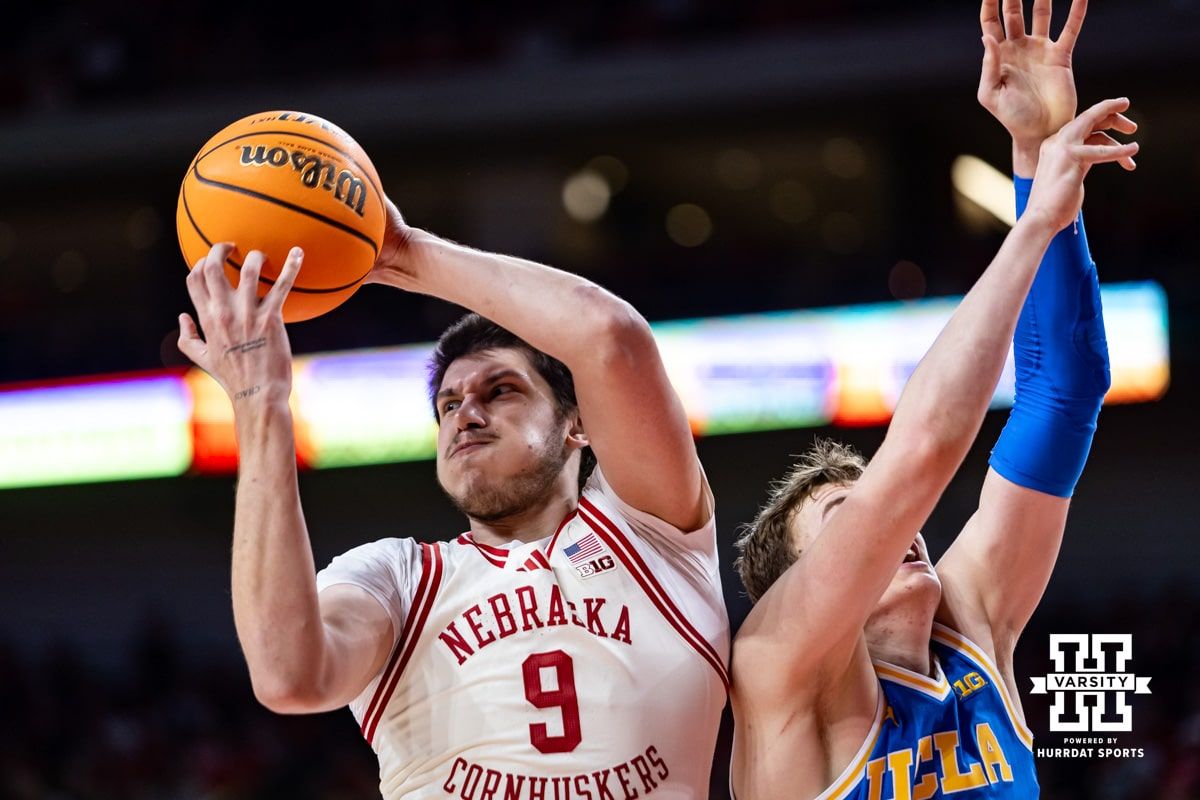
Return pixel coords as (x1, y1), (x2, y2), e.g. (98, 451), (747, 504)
(1031, 634), (1152, 732)
(953, 671), (988, 700)
(562, 530), (616, 580)
(575, 555), (615, 580)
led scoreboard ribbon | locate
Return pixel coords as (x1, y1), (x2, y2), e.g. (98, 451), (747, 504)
(0, 282), (1170, 489)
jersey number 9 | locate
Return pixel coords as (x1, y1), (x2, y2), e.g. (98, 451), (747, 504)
(522, 650), (582, 753)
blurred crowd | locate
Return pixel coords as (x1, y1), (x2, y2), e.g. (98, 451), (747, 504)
(1, 0), (962, 118)
(0, 620), (379, 800)
(1, 587), (1197, 799)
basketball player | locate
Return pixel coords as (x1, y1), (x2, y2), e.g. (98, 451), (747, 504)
(176, 152), (728, 793)
(729, 1), (1137, 797)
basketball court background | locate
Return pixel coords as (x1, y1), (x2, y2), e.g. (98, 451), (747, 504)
(1, 2), (1197, 797)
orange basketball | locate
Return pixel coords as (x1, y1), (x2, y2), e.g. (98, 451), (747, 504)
(176, 110), (386, 322)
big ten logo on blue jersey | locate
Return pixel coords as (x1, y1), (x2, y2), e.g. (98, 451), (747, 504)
(866, 714), (1015, 799)
(953, 672), (988, 701)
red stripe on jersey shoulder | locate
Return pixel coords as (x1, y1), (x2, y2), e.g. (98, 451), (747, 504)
(577, 497), (729, 690)
(361, 541), (445, 744)
(545, 509), (579, 555)
(456, 533), (507, 568)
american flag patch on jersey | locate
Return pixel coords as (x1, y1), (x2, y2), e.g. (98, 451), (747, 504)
(562, 531), (604, 565)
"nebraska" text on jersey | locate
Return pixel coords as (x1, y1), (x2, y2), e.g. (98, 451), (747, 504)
(438, 584), (633, 666)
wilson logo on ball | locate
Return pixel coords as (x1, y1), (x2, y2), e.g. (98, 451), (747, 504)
(239, 146), (368, 217)
(177, 109), (386, 322)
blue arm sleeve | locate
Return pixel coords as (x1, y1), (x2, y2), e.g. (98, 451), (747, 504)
(988, 177), (1112, 497)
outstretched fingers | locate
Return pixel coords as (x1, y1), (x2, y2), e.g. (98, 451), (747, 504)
(263, 247), (304, 315)
(1002, 0), (1026, 38)
(1032, 0), (1052, 38)
(185, 256), (211, 309)
(201, 242), (236, 301)
(980, 34), (1003, 96)
(1058, 0), (1088, 51)
(981, 0), (1005, 40)
(239, 250), (265, 312)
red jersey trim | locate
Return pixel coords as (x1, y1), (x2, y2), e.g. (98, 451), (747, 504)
(456, 534), (507, 568)
(361, 541), (445, 744)
(545, 509), (580, 555)
(577, 497), (729, 690)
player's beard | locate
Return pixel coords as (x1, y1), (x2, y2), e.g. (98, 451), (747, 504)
(444, 424), (572, 523)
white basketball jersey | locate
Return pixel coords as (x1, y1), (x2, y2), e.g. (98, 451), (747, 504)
(316, 468), (730, 799)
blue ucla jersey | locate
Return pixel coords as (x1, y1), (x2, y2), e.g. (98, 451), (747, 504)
(818, 623), (1037, 800)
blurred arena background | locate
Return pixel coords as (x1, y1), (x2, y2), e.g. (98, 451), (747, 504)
(2, 1), (1199, 797)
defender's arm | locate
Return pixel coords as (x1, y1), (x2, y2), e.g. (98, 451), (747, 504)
(938, 0), (1132, 651)
(735, 99), (1136, 702)
(736, 211), (1056, 698)
(937, 176), (1113, 647)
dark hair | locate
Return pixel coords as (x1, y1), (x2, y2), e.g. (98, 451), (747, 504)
(427, 313), (597, 493)
(734, 439), (867, 603)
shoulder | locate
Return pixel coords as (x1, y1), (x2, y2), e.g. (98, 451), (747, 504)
(580, 466), (719, 577)
(318, 537), (425, 580)
(316, 537), (444, 613)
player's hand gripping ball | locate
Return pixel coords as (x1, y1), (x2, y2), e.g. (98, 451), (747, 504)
(176, 111), (386, 322)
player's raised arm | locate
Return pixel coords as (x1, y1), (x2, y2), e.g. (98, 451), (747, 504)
(178, 245), (394, 714)
(937, 0), (1136, 653)
(734, 99), (1137, 699)
(366, 212), (709, 532)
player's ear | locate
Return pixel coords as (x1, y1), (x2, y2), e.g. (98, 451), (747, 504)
(565, 410), (589, 452)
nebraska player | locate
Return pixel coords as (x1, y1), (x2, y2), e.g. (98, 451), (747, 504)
(176, 208), (728, 797)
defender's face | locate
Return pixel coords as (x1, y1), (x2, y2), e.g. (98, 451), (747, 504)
(791, 482), (942, 611)
(434, 348), (578, 518)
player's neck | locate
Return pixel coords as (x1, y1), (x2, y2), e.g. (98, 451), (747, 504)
(467, 490), (578, 547)
(864, 606), (937, 678)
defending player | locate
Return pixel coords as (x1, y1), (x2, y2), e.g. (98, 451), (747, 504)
(176, 188), (728, 791)
(729, 1), (1136, 797)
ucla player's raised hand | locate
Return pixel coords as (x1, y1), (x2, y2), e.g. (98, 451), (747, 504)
(177, 243), (303, 407)
(979, 0), (1139, 175)
(978, 0), (1084, 147)
(1025, 97), (1138, 233)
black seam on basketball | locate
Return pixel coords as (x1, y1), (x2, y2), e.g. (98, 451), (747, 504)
(181, 182), (370, 294)
(190, 164), (379, 257)
(194, 128), (386, 218)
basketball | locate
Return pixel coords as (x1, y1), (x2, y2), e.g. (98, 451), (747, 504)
(176, 110), (386, 322)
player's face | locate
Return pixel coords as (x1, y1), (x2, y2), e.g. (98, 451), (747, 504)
(434, 348), (581, 522)
(870, 530), (941, 626)
(792, 482), (942, 612)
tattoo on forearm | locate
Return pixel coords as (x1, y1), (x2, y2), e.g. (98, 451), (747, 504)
(225, 337), (267, 356)
(234, 385), (262, 401)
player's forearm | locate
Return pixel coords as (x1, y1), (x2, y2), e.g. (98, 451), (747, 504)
(230, 398), (328, 705)
(988, 176), (1110, 497)
(889, 215), (1055, 456)
(375, 228), (643, 367)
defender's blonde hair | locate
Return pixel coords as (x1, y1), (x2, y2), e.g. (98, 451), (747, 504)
(734, 439), (867, 603)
